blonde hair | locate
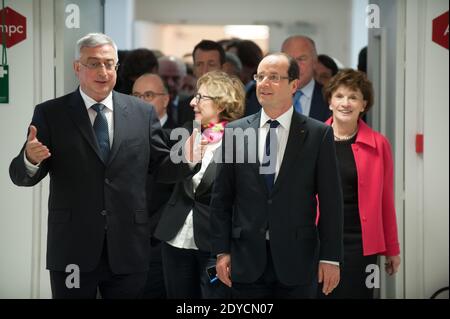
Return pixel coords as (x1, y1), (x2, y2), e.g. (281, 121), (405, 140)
(196, 71), (245, 122)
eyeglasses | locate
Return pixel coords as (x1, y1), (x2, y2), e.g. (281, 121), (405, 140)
(194, 93), (217, 104)
(132, 90), (167, 101)
(79, 60), (119, 71)
(254, 73), (290, 83)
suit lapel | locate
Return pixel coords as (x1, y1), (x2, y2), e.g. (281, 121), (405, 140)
(107, 91), (129, 165)
(272, 112), (308, 196)
(67, 90), (104, 162)
(195, 161), (216, 197)
(246, 112), (270, 195)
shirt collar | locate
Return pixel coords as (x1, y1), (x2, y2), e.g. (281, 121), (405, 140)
(299, 78), (315, 99)
(259, 106), (294, 130)
(79, 87), (114, 112)
(160, 113), (168, 126)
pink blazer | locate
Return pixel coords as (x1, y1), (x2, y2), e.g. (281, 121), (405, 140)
(325, 118), (400, 256)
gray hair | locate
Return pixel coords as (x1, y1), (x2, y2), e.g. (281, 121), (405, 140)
(75, 33), (118, 61)
(225, 52), (242, 73)
(158, 55), (187, 77)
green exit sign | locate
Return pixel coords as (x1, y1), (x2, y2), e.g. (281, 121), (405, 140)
(0, 65), (9, 103)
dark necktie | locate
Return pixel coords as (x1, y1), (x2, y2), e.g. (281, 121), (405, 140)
(261, 119), (280, 192)
(91, 103), (110, 162)
(293, 90), (303, 114)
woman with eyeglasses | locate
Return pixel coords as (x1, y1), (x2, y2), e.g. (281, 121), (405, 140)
(154, 71), (245, 298)
(319, 69), (401, 299)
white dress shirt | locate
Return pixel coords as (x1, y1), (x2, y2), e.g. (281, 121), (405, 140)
(258, 106), (338, 266)
(159, 113), (168, 127)
(166, 139), (222, 250)
(25, 88), (114, 176)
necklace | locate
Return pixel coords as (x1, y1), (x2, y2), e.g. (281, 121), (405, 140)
(334, 128), (358, 141)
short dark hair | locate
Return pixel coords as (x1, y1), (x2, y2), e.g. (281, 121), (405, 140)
(192, 40), (226, 65)
(226, 39), (263, 70)
(264, 53), (299, 82)
(357, 46), (367, 73)
(120, 48), (158, 80)
(318, 54), (339, 76)
(323, 68), (374, 116)
(118, 48), (158, 94)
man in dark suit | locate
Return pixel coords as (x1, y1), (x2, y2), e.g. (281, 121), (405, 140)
(210, 53), (343, 298)
(281, 35), (331, 122)
(9, 33), (195, 299)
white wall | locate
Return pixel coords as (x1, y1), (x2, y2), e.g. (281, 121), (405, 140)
(134, 0), (353, 66)
(105, 0), (135, 50)
(404, 0), (449, 299)
(422, 0), (449, 298)
(0, 0), (35, 298)
(351, 0), (369, 69)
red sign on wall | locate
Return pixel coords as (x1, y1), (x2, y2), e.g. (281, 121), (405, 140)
(432, 11), (449, 50)
(0, 6), (27, 48)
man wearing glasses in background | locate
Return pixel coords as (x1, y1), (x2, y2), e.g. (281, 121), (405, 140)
(9, 33), (198, 298)
(210, 53), (343, 298)
(131, 73), (175, 299)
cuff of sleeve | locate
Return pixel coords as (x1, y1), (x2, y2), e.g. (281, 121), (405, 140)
(24, 152), (40, 177)
(320, 260), (340, 266)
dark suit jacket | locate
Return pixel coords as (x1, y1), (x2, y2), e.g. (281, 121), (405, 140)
(244, 81), (262, 117)
(9, 89), (188, 274)
(146, 116), (177, 237)
(154, 123), (217, 252)
(243, 81), (331, 122)
(309, 81), (331, 122)
(176, 96), (195, 127)
(210, 110), (343, 286)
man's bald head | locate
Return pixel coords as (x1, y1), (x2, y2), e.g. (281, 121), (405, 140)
(281, 35), (318, 89)
(132, 73), (170, 119)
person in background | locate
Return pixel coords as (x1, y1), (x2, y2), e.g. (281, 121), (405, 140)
(113, 49), (129, 93)
(320, 68), (400, 299)
(357, 46), (367, 74)
(132, 73), (173, 129)
(158, 56), (187, 125)
(131, 73), (175, 299)
(223, 52), (243, 78)
(226, 39), (263, 88)
(315, 54), (339, 87)
(154, 71), (245, 298)
(225, 40), (264, 117)
(180, 65), (197, 98)
(117, 48), (158, 94)
(281, 35), (330, 122)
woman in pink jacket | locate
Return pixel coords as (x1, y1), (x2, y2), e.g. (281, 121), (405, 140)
(320, 69), (400, 298)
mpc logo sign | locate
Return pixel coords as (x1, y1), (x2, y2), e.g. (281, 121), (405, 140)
(432, 11), (449, 50)
(0, 6), (27, 48)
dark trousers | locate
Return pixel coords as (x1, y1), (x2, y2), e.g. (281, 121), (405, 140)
(319, 251), (378, 299)
(161, 241), (231, 299)
(142, 238), (166, 299)
(232, 241), (317, 299)
(49, 238), (148, 299)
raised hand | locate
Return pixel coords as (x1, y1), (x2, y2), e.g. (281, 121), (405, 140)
(184, 127), (208, 164)
(25, 125), (51, 165)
